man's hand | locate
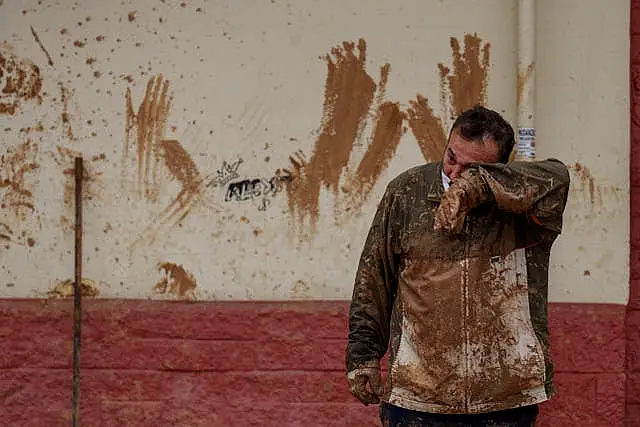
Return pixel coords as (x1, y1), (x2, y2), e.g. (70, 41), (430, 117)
(434, 169), (490, 233)
(347, 360), (384, 405)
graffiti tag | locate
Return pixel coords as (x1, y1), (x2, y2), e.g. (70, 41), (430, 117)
(206, 158), (243, 189)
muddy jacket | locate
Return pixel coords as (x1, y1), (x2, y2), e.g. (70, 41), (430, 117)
(346, 159), (570, 414)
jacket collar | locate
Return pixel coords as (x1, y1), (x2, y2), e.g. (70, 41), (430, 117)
(426, 161), (446, 202)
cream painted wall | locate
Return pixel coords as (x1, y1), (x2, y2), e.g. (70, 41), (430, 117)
(536, 0), (630, 304)
(0, 0), (628, 303)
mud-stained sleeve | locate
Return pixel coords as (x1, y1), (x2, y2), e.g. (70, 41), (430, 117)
(477, 158), (570, 234)
(346, 184), (399, 373)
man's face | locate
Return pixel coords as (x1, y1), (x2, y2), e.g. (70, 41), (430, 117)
(442, 129), (501, 180)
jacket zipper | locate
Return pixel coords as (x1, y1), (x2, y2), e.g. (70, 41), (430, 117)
(462, 217), (472, 412)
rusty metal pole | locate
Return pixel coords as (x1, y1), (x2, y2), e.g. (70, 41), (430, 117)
(73, 157), (83, 427)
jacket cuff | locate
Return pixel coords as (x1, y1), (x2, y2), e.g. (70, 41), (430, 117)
(347, 359), (380, 376)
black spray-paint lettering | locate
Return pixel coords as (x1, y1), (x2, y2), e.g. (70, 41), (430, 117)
(225, 177), (282, 202)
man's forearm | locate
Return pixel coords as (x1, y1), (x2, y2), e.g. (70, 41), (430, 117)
(478, 158), (570, 232)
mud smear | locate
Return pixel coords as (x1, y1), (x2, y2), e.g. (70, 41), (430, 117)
(351, 65), (406, 202)
(352, 101), (406, 202)
(47, 278), (100, 298)
(568, 162), (622, 209)
(290, 280), (310, 299)
(283, 39), (401, 231)
(407, 95), (448, 162)
(0, 139), (39, 248)
(123, 75), (227, 249)
(129, 138), (219, 248)
(154, 262), (196, 299)
(0, 46), (43, 115)
(154, 139), (207, 228)
(408, 34), (491, 162)
(123, 74), (172, 201)
(517, 62), (535, 107)
(285, 39), (376, 227)
(59, 83), (74, 141)
(441, 34), (491, 117)
(282, 35), (491, 234)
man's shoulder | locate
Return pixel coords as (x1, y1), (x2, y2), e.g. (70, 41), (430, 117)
(386, 163), (440, 194)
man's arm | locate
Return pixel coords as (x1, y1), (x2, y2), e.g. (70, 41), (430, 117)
(477, 158), (570, 233)
(346, 184), (398, 403)
(434, 159), (570, 234)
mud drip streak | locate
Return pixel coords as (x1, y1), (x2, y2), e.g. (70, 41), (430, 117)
(462, 256), (470, 412)
(463, 219), (472, 411)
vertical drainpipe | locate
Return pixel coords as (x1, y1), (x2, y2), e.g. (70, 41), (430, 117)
(515, 0), (536, 161)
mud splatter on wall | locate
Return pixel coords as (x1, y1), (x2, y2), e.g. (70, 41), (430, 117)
(47, 278), (100, 298)
(0, 45), (43, 115)
(408, 33), (491, 162)
(0, 0), (624, 304)
(352, 99), (406, 201)
(154, 262), (196, 299)
(284, 39), (377, 228)
(123, 74), (173, 201)
(517, 62), (535, 107)
(59, 83), (75, 141)
(122, 75), (223, 248)
(0, 140), (39, 248)
(283, 34), (491, 233)
(569, 162), (623, 209)
(155, 139), (209, 227)
(283, 39), (405, 230)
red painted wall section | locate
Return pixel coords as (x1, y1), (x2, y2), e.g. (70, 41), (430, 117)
(0, 300), (627, 426)
(629, 1), (640, 425)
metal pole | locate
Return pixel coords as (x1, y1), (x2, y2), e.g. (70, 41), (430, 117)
(73, 157), (83, 427)
(515, 0), (536, 161)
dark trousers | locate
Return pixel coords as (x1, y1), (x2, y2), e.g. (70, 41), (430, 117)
(379, 402), (538, 427)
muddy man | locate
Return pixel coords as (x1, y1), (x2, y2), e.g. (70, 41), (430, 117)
(346, 105), (570, 427)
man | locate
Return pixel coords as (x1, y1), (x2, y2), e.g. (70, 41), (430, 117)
(346, 105), (570, 426)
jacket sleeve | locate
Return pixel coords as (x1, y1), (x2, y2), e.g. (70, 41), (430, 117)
(346, 184), (399, 373)
(477, 158), (570, 234)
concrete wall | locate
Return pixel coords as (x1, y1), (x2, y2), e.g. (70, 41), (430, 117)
(0, 0), (629, 304)
(537, 0), (629, 304)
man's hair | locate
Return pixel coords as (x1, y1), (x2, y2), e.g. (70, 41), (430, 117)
(449, 105), (515, 163)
